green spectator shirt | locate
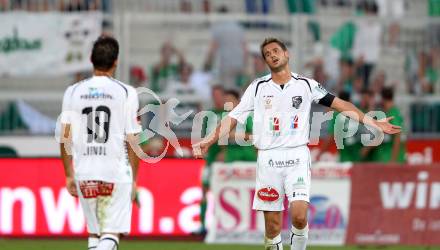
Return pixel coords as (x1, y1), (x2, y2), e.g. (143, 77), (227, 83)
(371, 106), (406, 163)
(328, 111), (362, 162)
(150, 64), (179, 93)
(202, 109), (224, 166)
(224, 115), (257, 163)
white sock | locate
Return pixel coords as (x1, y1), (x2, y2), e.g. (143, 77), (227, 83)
(96, 234), (119, 250)
(290, 224), (308, 250)
(265, 233), (283, 250)
(88, 237), (99, 249)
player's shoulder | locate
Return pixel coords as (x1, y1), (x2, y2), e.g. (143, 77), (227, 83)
(252, 73), (272, 85)
(291, 72), (319, 90)
(107, 77), (136, 97)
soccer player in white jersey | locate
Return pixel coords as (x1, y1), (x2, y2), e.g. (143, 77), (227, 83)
(59, 36), (141, 250)
(193, 37), (401, 250)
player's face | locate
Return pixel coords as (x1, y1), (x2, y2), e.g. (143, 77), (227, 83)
(262, 43), (289, 72)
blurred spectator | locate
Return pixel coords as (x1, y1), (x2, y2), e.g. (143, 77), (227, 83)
(376, 0), (405, 47)
(312, 60), (337, 93)
(369, 87), (406, 163)
(165, 63), (196, 95)
(325, 21), (357, 82)
(150, 42), (186, 93)
(350, 75), (365, 105)
(352, 1), (382, 87)
(208, 5), (248, 90)
(130, 66), (148, 88)
(188, 70), (213, 101)
(370, 70), (386, 103)
(408, 49), (440, 95)
(336, 57), (355, 95)
(418, 51), (433, 94)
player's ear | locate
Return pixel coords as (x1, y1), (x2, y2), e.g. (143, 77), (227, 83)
(113, 59), (118, 68)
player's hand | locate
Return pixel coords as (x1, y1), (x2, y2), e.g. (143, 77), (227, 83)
(375, 116), (401, 134)
(66, 177), (77, 197)
(192, 140), (211, 159)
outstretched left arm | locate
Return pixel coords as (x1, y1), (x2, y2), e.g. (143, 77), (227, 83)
(330, 97), (401, 134)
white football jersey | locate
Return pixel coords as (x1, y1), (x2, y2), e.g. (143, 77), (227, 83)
(229, 73), (331, 150)
(60, 76), (141, 183)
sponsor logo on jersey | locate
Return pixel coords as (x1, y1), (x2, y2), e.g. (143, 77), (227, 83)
(269, 117), (281, 136)
(257, 187), (280, 202)
(292, 96), (302, 109)
(290, 115), (299, 129)
(80, 87), (113, 100)
(268, 158), (300, 168)
(297, 177), (305, 184)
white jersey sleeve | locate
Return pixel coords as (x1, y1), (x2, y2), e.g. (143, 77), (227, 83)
(228, 82), (255, 124)
(309, 78), (329, 103)
(60, 85), (75, 124)
(125, 88), (142, 134)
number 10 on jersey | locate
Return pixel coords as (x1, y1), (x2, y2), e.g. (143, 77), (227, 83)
(82, 106), (111, 143)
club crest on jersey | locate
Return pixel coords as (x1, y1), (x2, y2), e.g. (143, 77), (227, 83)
(292, 96), (302, 109)
(263, 95), (273, 109)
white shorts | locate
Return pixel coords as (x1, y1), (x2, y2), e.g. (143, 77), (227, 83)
(76, 181), (133, 235)
(253, 146), (311, 211)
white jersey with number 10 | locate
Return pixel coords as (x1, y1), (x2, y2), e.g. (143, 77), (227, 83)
(60, 76), (141, 183)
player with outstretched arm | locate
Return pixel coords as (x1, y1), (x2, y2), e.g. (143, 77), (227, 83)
(59, 36), (141, 250)
(193, 37), (401, 250)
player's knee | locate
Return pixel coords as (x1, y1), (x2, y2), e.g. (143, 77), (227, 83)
(292, 214), (307, 229)
(265, 220), (282, 238)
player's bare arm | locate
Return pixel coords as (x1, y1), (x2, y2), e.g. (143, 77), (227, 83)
(193, 115), (238, 158)
(59, 123), (77, 197)
(330, 97), (401, 134)
(127, 133), (140, 201)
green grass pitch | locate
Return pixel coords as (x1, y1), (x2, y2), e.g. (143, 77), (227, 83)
(0, 239), (439, 250)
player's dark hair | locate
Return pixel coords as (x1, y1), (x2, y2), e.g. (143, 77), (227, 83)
(260, 37), (287, 59)
(381, 87), (394, 101)
(91, 36), (119, 71)
(224, 89), (240, 100)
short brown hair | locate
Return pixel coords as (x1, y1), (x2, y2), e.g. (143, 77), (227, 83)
(260, 37), (288, 59)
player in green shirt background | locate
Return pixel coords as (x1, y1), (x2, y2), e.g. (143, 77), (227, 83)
(320, 91), (362, 162)
(369, 87), (406, 163)
(198, 85), (225, 235)
(222, 90), (257, 163)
